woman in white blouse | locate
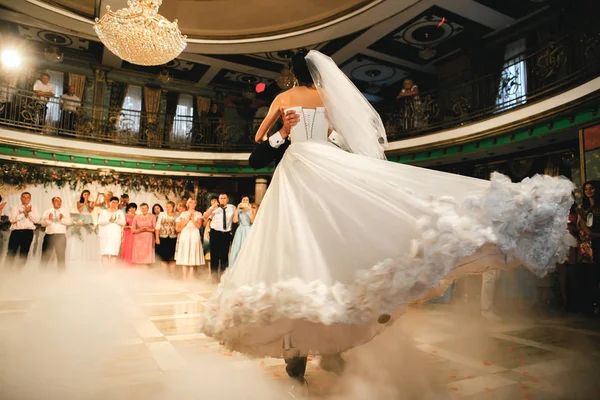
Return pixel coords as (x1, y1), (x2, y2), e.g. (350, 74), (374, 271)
(98, 196), (125, 265)
(175, 198), (204, 280)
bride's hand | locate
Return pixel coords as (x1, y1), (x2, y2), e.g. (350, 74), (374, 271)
(281, 110), (300, 138)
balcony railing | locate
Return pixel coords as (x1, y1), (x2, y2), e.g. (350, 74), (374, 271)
(0, 89), (262, 151)
(379, 28), (600, 139)
(0, 28), (598, 151)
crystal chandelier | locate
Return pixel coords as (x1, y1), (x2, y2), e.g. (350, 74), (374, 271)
(94, 0), (187, 66)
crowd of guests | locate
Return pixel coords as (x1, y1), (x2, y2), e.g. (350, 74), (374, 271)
(561, 180), (600, 316)
(0, 189), (259, 282)
(1, 178), (597, 310)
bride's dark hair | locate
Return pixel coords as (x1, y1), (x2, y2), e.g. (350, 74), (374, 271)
(291, 49), (312, 87)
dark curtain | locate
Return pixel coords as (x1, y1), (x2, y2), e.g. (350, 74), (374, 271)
(164, 91), (179, 143)
(140, 86), (161, 142)
(472, 46), (506, 116)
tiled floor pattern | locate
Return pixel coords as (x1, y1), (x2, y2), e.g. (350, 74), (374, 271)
(0, 276), (599, 399)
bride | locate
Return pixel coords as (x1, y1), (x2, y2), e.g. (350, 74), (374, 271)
(201, 50), (574, 374)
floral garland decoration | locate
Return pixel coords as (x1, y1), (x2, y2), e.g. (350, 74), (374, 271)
(0, 163), (195, 197)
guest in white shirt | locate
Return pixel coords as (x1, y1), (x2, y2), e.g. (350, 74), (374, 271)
(203, 193), (236, 281)
(98, 196), (126, 266)
(59, 84), (81, 133)
(6, 192), (39, 268)
(40, 196), (72, 269)
(32, 72), (55, 124)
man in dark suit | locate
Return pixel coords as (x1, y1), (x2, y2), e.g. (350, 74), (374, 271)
(248, 109), (296, 169)
(248, 135), (289, 169)
(248, 110), (347, 383)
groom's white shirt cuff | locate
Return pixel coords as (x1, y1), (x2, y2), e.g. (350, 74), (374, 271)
(268, 130), (350, 152)
(328, 131), (350, 152)
(268, 131), (286, 148)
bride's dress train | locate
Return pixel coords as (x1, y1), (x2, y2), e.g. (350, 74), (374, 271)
(200, 52), (574, 358)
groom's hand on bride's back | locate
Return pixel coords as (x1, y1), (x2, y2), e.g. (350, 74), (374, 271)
(281, 109), (300, 139)
(249, 110), (298, 169)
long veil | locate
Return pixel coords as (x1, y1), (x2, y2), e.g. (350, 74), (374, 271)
(305, 50), (388, 160)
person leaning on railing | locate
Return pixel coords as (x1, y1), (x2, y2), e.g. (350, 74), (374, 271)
(32, 73), (55, 124)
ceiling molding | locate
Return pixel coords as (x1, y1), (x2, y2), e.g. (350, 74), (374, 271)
(441, 0), (515, 30)
(2, 0), (420, 54)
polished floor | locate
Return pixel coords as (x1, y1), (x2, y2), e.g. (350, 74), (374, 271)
(0, 267), (599, 400)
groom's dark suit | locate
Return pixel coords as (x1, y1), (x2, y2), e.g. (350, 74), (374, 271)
(248, 137), (290, 169)
(248, 130), (348, 381)
(249, 137), (308, 381)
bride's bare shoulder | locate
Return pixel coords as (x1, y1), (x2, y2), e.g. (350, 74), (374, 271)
(276, 87), (322, 108)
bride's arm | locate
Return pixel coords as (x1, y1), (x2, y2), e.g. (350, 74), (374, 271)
(254, 96), (283, 143)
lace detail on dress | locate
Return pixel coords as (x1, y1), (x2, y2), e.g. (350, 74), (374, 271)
(288, 107), (327, 144)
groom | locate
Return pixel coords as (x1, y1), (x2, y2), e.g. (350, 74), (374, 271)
(249, 109), (347, 382)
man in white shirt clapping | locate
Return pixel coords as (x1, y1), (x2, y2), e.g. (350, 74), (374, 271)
(40, 196), (72, 269)
(7, 192), (39, 268)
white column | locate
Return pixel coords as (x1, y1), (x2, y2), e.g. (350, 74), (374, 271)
(254, 177), (268, 205)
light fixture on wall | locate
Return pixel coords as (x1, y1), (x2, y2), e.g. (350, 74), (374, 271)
(158, 69), (171, 83)
(364, 69), (381, 95)
(44, 39), (63, 63)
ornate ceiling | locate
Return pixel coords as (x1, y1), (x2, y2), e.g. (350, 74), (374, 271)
(42, 0), (376, 38)
(0, 0), (554, 99)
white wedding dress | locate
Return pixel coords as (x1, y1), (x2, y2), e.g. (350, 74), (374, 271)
(201, 51), (575, 358)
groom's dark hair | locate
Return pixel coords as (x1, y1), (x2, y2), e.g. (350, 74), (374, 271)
(291, 49), (312, 87)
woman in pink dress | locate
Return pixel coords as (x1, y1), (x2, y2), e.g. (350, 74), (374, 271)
(132, 203), (157, 266)
(121, 203), (137, 265)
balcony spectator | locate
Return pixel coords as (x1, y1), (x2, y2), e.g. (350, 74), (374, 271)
(396, 78), (422, 130)
(32, 73), (55, 124)
(207, 103), (223, 144)
(59, 84), (81, 133)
